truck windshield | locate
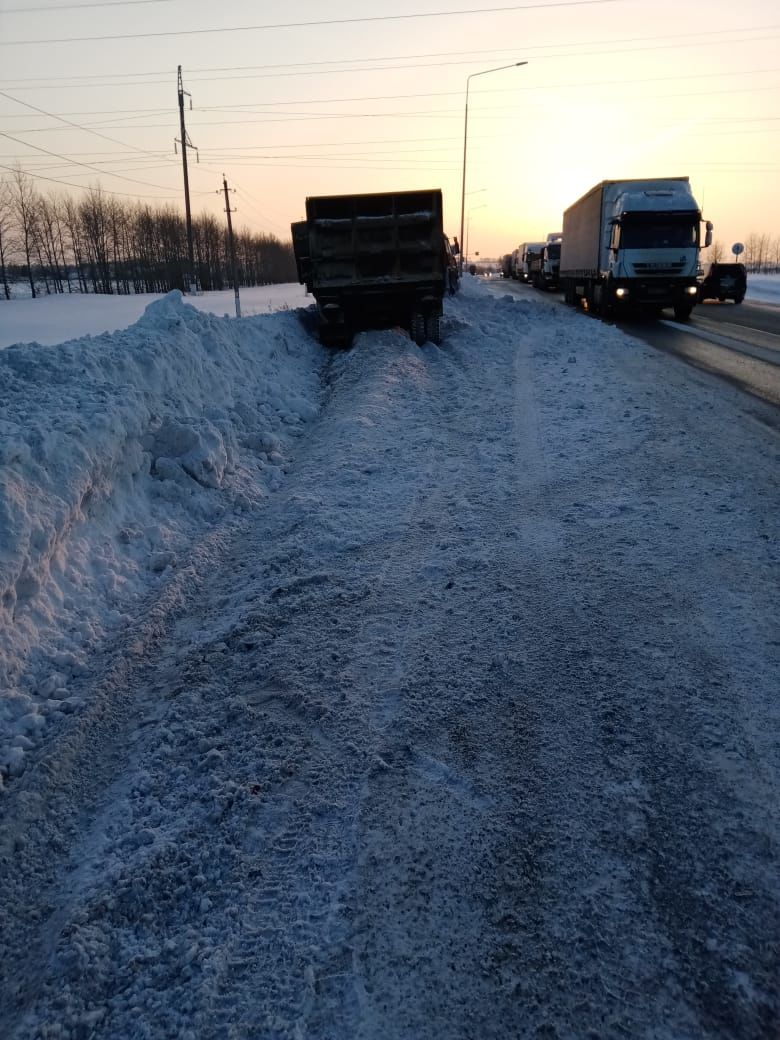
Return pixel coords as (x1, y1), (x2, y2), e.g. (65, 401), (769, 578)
(546, 243), (561, 259)
(620, 220), (698, 249)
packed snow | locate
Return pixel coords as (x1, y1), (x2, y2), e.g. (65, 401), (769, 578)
(0, 277), (778, 1039)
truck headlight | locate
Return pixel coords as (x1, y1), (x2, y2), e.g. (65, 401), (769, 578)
(686, 286), (698, 295)
(615, 287), (629, 298)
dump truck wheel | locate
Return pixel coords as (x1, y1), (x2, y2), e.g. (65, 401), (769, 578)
(410, 312), (426, 346)
(424, 313), (442, 345)
(320, 324), (352, 349)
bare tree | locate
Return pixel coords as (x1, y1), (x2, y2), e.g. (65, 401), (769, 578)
(37, 194), (68, 294)
(772, 234), (780, 274)
(80, 186), (113, 293)
(10, 166), (40, 298)
(61, 194), (87, 292)
(708, 240), (725, 263)
(0, 178), (12, 300)
(744, 233), (762, 273)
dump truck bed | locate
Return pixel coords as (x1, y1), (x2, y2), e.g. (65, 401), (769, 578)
(292, 189), (447, 345)
(304, 190), (444, 289)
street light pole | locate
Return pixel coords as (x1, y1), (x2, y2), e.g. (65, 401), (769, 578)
(458, 61), (527, 274)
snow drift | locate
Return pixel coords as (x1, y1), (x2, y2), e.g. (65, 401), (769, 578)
(0, 291), (324, 782)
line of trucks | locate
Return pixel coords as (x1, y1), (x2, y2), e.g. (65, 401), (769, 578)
(504, 176), (713, 322)
(291, 176), (714, 347)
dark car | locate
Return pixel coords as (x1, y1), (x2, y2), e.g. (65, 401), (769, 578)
(698, 262), (747, 304)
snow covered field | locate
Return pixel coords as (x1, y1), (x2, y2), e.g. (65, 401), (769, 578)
(0, 283), (311, 350)
(1, 278), (778, 1038)
(745, 272), (780, 306)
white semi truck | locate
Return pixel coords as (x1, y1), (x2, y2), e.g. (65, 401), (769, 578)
(518, 241), (545, 282)
(530, 233), (562, 290)
(559, 178), (712, 320)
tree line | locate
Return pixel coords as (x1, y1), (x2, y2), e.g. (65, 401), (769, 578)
(0, 168), (297, 300)
(706, 233), (780, 273)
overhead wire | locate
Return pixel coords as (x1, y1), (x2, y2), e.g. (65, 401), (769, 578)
(3, 23), (778, 86)
(0, 161), (193, 198)
(0, 130), (183, 191)
(4, 0), (174, 10)
(2, 28), (779, 91)
(1, 0), (627, 46)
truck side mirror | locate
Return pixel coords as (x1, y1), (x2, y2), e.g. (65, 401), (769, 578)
(704, 221), (713, 248)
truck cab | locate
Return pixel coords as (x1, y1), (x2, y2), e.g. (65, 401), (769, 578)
(531, 237), (561, 290)
(560, 177), (712, 322)
(604, 187), (710, 317)
(520, 242), (545, 283)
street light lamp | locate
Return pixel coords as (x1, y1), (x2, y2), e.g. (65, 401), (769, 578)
(458, 61), (527, 274)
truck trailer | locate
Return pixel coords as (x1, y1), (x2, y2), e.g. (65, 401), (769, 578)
(559, 178), (712, 320)
(292, 189), (447, 347)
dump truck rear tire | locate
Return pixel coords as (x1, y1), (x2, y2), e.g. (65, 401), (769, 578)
(425, 313), (442, 345)
(320, 324), (352, 349)
(410, 312), (426, 346)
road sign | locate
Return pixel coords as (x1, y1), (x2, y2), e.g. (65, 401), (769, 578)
(732, 242), (745, 256)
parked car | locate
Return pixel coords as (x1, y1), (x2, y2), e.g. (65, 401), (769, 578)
(698, 262), (747, 304)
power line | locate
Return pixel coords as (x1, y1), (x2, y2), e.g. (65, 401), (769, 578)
(0, 89), (173, 161)
(1, 0), (626, 46)
(9, 68), (778, 139)
(0, 162), (184, 198)
(3, 24), (778, 85)
(3, 0), (174, 11)
(30, 65), (780, 128)
(37, 82), (778, 133)
(4, 29), (779, 90)
(0, 130), (181, 190)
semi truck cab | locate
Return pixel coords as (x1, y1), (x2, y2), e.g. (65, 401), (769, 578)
(603, 189), (712, 316)
(561, 177), (713, 322)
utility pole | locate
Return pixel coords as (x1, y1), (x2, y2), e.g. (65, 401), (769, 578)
(175, 65), (198, 294)
(220, 174), (241, 318)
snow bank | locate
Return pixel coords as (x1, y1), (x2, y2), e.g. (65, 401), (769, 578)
(745, 273), (780, 306)
(0, 283), (311, 351)
(0, 290), (324, 784)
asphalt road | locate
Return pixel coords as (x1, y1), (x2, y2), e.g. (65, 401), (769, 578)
(619, 299), (780, 409)
(498, 280), (780, 409)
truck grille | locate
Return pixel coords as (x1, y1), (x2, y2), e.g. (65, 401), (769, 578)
(632, 261), (687, 276)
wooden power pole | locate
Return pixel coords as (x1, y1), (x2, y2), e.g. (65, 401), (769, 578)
(221, 175), (241, 318)
(176, 65), (198, 293)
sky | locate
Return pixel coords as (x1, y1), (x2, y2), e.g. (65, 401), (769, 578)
(0, 0), (778, 260)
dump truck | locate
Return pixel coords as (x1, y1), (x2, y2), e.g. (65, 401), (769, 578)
(559, 177), (712, 320)
(292, 189), (448, 347)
